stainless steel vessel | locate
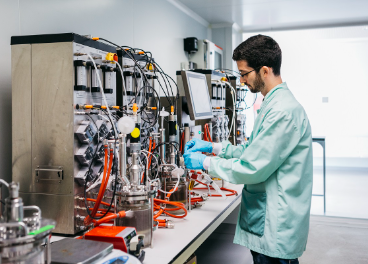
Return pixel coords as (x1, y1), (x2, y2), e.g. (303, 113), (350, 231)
(0, 181), (55, 264)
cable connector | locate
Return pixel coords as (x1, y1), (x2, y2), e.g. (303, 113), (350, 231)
(165, 220), (175, 229)
(74, 52), (87, 56)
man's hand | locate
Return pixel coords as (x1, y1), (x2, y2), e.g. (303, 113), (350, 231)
(183, 152), (206, 170)
(184, 138), (213, 153)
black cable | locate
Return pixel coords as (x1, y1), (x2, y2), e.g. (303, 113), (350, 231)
(124, 48), (174, 107)
(152, 141), (181, 157)
(98, 38), (150, 84)
(153, 63), (178, 98)
(96, 38), (166, 133)
(154, 72), (173, 106)
(85, 113), (101, 182)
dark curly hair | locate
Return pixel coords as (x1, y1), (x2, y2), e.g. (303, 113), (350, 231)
(232, 35), (282, 76)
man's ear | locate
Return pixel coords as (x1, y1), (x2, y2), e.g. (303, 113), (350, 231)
(261, 66), (272, 78)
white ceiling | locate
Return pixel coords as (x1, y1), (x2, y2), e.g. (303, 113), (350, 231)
(175, 0), (368, 32)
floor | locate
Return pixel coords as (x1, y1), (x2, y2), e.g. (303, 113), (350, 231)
(311, 166), (368, 219)
(196, 216), (368, 264)
(195, 167), (368, 264)
(195, 223), (252, 264)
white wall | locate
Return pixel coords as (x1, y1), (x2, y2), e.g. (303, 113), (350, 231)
(0, 0), (209, 186)
(244, 25), (368, 168)
(211, 24), (243, 71)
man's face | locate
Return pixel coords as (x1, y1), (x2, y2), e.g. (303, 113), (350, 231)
(236, 60), (265, 94)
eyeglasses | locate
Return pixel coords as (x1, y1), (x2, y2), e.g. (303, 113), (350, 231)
(240, 66), (263, 78)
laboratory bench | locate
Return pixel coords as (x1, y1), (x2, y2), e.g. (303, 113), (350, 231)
(50, 183), (243, 264)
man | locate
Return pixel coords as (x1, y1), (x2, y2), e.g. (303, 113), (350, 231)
(184, 35), (313, 264)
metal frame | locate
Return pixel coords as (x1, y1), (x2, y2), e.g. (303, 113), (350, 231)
(312, 137), (326, 215)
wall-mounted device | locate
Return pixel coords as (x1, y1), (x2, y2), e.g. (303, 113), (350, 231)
(184, 37), (198, 54)
(190, 39), (223, 70)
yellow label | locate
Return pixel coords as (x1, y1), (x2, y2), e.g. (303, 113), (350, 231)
(131, 128), (140, 138)
(105, 53), (115, 61)
(175, 124), (178, 130)
(189, 180), (195, 190)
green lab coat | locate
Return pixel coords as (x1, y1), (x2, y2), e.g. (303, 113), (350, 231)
(209, 82), (313, 259)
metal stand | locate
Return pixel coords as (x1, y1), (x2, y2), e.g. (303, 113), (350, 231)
(312, 137), (326, 215)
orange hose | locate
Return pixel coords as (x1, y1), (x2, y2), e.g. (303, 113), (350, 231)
(203, 124), (213, 143)
(153, 200), (187, 218)
(179, 131), (185, 153)
(154, 208), (164, 219)
(84, 145), (109, 225)
(86, 198), (115, 208)
(95, 212), (114, 217)
(148, 140), (155, 171)
(153, 187), (188, 219)
(93, 211), (126, 227)
(194, 180), (238, 196)
(89, 208), (113, 213)
(206, 125), (213, 142)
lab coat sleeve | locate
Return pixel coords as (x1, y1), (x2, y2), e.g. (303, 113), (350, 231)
(209, 111), (301, 185)
(218, 140), (250, 159)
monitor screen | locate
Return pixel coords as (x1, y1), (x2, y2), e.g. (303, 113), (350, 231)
(181, 71), (213, 120)
(214, 51), (222, 70)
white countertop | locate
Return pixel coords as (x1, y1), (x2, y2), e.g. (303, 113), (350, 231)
(144, 183), (243, 264)
(51, 183), (243, 264)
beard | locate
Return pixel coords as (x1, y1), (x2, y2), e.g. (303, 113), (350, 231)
(247, 72), (265, 94)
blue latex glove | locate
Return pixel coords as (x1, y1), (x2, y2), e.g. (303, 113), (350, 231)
(184, 138), (213, 153)
(183, 152), (206, 170)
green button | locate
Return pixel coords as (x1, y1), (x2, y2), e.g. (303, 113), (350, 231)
(198, 131), (201, 134)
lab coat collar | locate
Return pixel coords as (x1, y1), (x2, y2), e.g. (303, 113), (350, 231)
(263, 82), (288, 102)
(258, 82), (288, 113)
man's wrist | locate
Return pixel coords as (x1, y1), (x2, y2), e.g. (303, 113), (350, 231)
(203, 157), (211, 170)
(212, 143), (223, 155)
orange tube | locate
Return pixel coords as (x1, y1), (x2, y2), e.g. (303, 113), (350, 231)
(147, 138), (154, 171)
(84, 145), (109, 225)
(89, 208), (113, 213)
(153, 199), (187, 218)
(194, 180), (237, 196)
(153, 186), (188, 222)
(85, 146), (113, 225)
(179, 131), (185, 153)
(86, 198), (115, 208)
(94, 211), (126, 227)
(205, 124), (213, 142)
(154, 208), (164, 219)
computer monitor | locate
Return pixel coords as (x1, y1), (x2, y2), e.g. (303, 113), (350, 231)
(181, 71), (213, 120)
